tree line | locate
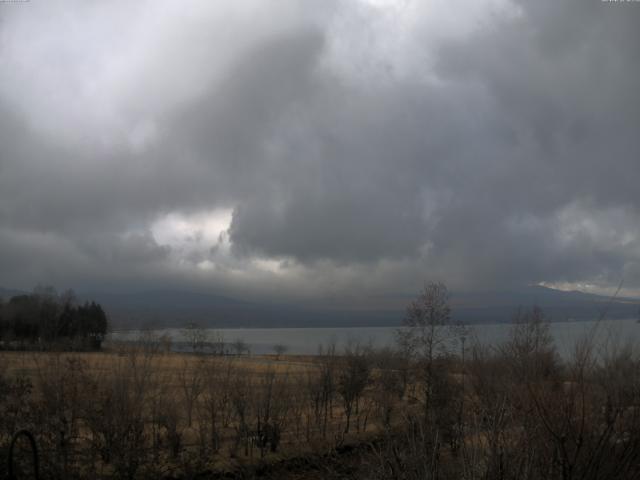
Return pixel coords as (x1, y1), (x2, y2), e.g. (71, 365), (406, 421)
(0, 286), (108, 350)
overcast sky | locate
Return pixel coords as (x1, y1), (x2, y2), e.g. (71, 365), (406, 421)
(0, 0), (639, 303)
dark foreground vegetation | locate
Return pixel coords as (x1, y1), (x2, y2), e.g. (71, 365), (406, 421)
(0, 287), (108, 350)
(1, 282), (640, 479)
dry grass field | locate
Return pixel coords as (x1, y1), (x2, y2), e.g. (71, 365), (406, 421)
(3, 310), (640, 480)
(0, 344), (409, 479)
(0, 350), (314, 378)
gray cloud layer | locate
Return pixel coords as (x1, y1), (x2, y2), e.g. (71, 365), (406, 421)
(1, 0), (639, 301)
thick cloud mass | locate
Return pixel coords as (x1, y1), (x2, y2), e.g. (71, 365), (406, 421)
(0, 0), (639, 302)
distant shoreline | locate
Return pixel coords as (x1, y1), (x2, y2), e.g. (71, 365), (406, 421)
(108, 315), (632, 333)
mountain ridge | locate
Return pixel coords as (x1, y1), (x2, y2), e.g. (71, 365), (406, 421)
(2, 285), (639, 328)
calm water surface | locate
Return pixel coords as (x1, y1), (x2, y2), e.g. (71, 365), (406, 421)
(109, 318), (640, 357)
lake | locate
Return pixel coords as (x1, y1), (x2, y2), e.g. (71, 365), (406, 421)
(108, 317), (640, 357)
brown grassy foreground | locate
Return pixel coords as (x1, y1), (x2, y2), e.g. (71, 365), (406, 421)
(3, 313), (640, 480)
(0, 342), (413, 479)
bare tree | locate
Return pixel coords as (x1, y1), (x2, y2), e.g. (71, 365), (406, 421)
(178, 357), (204, 427)
(182, 322), (208, 353)
(337, 342), (371, 433)
(82, 350), (154, 479)
(210, 330), (225, 355)
(199, 358), (235, 454)
(273, 343), (288, 360)
(232, 338), (248, 356)
(370, 348), (406, 430)
(397, 282), (460, 423)
(251, 368), (290, 457)
(158, 333), (173, 354)
(502, 305), (559, 382)
(32, 353), (86, 478)
(229, 369), (252, 457)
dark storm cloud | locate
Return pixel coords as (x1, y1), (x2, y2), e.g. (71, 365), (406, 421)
(224, 0), (640, 289)
(421, 0), (640, 287)
(0, 0), (639, 298)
